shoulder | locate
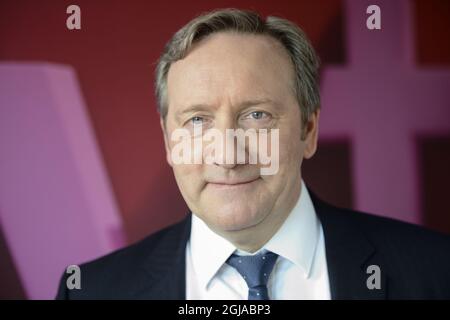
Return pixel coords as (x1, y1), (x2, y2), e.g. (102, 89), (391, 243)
(315, 196), (450, 284)
(56, 215), (190, 299)
(335, 205), (450, 255)
(310, 190), (450, 255)
(84, 216), (188, 273)
(311, 191), (450, 297)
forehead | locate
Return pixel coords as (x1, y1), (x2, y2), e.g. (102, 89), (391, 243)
(166, 32), (295, 109)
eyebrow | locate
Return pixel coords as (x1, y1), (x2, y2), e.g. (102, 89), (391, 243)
(174, 99), (276, 121)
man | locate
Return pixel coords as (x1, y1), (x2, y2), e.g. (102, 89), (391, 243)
(57, 9), (450, 300)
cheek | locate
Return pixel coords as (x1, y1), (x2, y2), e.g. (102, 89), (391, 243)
(276, 107), (303, 163)
(172, 164), (205, 198)
(261, 135), (302, 190)
(278, 129), (303, 168)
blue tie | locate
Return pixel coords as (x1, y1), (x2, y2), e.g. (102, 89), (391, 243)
(226, 251), (279, 300)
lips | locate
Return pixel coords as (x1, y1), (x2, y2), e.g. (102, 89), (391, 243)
(207, 177), (260, 187)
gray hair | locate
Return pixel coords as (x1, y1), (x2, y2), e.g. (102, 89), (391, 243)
(155, 8), (320, 138)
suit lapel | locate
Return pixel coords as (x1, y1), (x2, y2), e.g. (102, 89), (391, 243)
(132, 214), (191, 299)
(310, 190), (387, 299)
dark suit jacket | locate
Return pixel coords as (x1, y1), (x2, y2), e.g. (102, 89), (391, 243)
(56, 190), (450, 299)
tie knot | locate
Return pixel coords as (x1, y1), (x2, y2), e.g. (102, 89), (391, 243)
(226, 251), (279, 288)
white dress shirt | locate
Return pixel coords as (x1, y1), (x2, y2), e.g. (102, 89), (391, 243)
(185, 179), (331, 300)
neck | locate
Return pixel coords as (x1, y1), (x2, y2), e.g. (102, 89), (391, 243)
(213, 179), (302, 253)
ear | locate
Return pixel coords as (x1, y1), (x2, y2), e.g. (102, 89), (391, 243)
(303, 109), (320, 160)
(160, 117), (173, 167)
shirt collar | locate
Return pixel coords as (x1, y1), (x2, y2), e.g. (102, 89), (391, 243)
(189, 214), (236, 289)
(189, 179), (320, 289)
(264, 179), (320, 277)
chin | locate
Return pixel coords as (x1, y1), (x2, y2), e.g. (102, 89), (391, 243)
(207, 204), (266, 232)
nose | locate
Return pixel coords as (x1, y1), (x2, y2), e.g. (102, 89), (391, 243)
(214, 152), (238, 169)
(207, 114), (239, 169)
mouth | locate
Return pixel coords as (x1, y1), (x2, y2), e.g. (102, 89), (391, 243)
(207, 177), (261, 189)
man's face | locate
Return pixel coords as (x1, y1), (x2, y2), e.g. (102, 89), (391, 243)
(162, 32), (318, 233)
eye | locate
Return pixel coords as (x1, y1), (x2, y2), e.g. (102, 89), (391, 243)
(190, 116), (204, 125)
(247, 111), (268, 120)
